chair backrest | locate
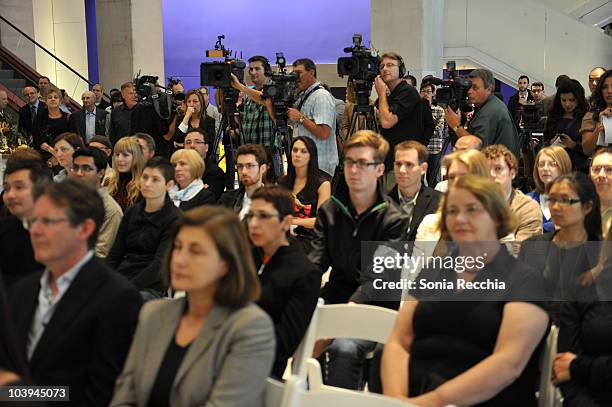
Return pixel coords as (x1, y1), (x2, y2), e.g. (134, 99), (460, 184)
(265, 377), (416, 407)
(538, 325), (562, 407)
(291, 299), (397, 379)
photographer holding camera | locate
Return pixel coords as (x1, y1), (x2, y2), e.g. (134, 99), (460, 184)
(230, 56), (281, 176)
(286, 58), (338, 178)
(374, 52), (428, 175)
(109, 82), (169, 155)
(445, 68), (519, 155)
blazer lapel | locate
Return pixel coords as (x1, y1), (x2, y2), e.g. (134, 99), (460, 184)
(410, 187), (433, 234)
(172, 305), (231, 389)
(13, 277), (41, 357)
(28, 259), (105, 367)
(139, 299), (183, 400)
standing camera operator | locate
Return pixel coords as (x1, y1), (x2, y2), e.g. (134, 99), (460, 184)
(109, 82), (169, 156)
(445, 68), (519, 155)
(230, 56), (281, 176)
(374, 52), (428, 177)
(287, 58), (338, 178)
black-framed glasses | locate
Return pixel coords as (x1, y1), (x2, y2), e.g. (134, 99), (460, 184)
(245, 212), (281, 222)
(236, 163), (259, 171)
(184, 140), (207, 146)
(344, 158), (380, 170)
(546, 197), (582, 207)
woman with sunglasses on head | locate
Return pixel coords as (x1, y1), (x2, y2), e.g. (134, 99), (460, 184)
(520, 172), (602, 321)
(246, 185), (320, 379)
(527, 146), (573, 233)
(278, 136), (331, 253)
(111, 206), (275, 406)
(383, 174), (549, 406)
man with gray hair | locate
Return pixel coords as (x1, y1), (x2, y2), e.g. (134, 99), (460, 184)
(0, 90), (18, 127)
(446, 68), (518, 155)
(68, 90), (109, 143)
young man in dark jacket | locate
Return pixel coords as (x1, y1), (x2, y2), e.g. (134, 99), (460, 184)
(308, 130), (408, 390)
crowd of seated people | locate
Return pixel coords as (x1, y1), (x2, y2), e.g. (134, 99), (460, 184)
(0, 63), (610, 407)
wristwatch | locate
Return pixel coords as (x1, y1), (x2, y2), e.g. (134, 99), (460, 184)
(452, 124), (461, 132)
(299, 115), (306, 124)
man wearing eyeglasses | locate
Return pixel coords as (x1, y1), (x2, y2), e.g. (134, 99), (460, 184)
(309, 130), (407, 390)
(184, 129), (226, 200)
(8, 178), (142, 406)
(219, 143), (268, 219)
(69, 147), (123, 258)
(590, 147), (612, 237)
(374, 52), (427, 180)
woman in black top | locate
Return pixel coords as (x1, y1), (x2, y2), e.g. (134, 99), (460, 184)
(169, 149), (215, 211)
(33, 88), (69, 159)
(520, 172), (602, 321)
(545, 80), (590, 173)
(382, 174), (549, 406)
(50, 132), (84, 181)
(278, 136), (330, 253)
(107, 157), (181, 297)
(554, 223), (612, 406)
(172, 90), (216, 154)
(247, 185), (320, 378)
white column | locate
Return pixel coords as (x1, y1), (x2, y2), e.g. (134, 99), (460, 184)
(130, 0), (164, 86)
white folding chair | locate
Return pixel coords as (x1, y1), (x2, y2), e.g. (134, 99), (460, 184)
(538, 325), (563, 407)
(290, 299), (398, 392)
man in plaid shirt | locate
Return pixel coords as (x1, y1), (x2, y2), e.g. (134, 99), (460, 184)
(420, 82), (446, 187)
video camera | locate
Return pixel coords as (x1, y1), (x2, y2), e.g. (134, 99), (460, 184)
(424, 62), (471, 111)
(200, 35), (246, 89)
(261, 53), (300, 134)
(337, 33), (380, 111)
(133, 73), (173, 120)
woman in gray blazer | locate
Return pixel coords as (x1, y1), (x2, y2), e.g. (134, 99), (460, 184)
(111, 206), (276, 407)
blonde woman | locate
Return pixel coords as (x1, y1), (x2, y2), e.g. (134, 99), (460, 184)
(104, 136), (146, 211)
(169, 149), (215, 211)
(527, 145), (572, 232)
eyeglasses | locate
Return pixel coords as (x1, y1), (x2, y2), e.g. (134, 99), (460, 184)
(537, 160), (558, 169)
(245, 212), (280, 222)
(26, 216), (70, 228)
(71, 164), (96, 173)
(379, 63), (398, 70)
(236, 163), (259, 171)
(591, 165), (612, 177)
(546, 196), (582, 207)
(344, 158), (380, 170)
(184, 140), (206, 146)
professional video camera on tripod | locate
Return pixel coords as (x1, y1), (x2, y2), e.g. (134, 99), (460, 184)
(337, 33), (380, 136)
(133, 73), (175, 120)
(200, 35), (246, 184)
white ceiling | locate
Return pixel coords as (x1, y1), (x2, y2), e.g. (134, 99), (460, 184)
(535, 0), (612, 27)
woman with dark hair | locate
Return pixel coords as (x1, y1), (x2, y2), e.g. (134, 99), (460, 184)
(278, 136), (331, 252)
(246, 185), (320, 378)
(32, 87), (70, 160)
(582, 69), (612, 155)
(171, 90), (216, 153)
(49, 132), (85, 181)
(111, 206), (275, 406)
(553, 222), (612, 406)
(382, 174), (549, 406)
(520, 172), (602, 320)
(544, 80), (590, 172)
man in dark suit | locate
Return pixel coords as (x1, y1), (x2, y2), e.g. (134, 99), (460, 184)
(92, 83), (110, 110)
(387, 140), (441, 242)
(507, 75), (534, 127)
(68, 90), (109, 143)
(18, 86), (46, 139)
(8, 179), (142, 406)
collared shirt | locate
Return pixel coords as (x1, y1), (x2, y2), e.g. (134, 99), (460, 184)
(293, 82), (338, 176)
(29, 100), (40, 115)
(205, 103), (221, 134)
(59, 104), (71, 114)
(85, 108), (96, 142)
(242, 89), (276, 148)
(27, 250), (94, 360)
(239, 192), (252, 221)
(398, 188), (419, 222)
(427, 105), (446, 154)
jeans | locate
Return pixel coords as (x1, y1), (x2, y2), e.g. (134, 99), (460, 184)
(319, 338), (377, 390)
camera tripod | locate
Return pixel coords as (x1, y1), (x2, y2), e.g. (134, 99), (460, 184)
(211, 88), (244, 190)
(347, 101), (379, 137)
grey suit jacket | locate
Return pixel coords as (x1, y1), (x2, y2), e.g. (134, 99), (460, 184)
(110, 299), (275, 407)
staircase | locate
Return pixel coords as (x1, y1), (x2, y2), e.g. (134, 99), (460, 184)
(0, 67), (25, 98)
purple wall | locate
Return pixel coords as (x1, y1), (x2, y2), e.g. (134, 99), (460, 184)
(161, 0), (370, 90)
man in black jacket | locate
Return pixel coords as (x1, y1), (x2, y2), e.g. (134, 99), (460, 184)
(18, 86), (46, 139)
(308, 130), (407, 389)
(8, 179), (142, 406)
(68, 90), (109, 143)
(387, 140), (441, 242)
(507, 75), (534, 126)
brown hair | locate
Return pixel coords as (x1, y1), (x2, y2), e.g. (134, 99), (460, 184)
(533, 146), (572, 193)
(163, 206), (260, 307)
(53, 132), (85, 150)
(395, 140), (429, 164)
(439, 174), (516, 240)
(482, 144), (518, 172)
(251, 185), (294, 218)
(236, 143), (267, 166)
(442, 150), (491, 178)
(344, 130), (389, 164)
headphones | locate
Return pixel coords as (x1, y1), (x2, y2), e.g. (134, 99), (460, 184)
(397, 54), (406, 78)
(251, 56), (272, 74)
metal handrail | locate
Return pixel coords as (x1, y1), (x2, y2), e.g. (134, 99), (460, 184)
(0, 15), (109, 99)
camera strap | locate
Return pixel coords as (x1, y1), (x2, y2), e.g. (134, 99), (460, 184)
(297, 84), (325, 111)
